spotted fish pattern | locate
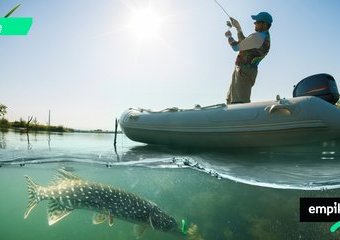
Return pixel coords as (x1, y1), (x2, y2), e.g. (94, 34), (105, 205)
(24, 169), (178, 234)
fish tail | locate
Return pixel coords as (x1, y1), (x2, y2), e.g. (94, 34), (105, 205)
(24, 175), (40, 219)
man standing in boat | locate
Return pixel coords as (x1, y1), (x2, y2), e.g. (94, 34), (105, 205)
(225, 12), (272, 104)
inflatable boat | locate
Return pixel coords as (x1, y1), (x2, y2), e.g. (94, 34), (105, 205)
(120, 74), (340, 148)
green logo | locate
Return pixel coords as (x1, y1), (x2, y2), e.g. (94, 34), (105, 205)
(330, 221), (340, 233)
(0, 18), (32, 35)
(1, 3), (32, 36)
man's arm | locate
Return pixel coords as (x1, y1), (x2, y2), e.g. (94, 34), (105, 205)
(230, 18), (246, 41)
(225, 30), (240, 52)
(238, 32), (265, 50)
(227, 32), (266, 52)
(237, 30), (246, 42)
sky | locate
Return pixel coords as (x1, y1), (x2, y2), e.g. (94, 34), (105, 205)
(1, 0), (340, 130)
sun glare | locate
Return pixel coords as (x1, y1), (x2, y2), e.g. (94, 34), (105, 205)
(129, 7), (163, 41)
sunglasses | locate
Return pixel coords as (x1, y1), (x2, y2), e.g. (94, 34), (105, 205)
(254, 21), (265, 24)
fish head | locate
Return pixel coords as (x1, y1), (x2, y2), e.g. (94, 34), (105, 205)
(149, 207), (178, 232)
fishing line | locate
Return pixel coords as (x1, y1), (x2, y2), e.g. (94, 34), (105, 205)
(213, 0), (231, 19)
(212, 0), (233, 28)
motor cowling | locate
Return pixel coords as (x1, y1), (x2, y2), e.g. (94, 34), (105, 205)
(293, 73), (339, 104)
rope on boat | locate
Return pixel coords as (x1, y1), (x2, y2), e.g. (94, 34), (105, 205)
(129, 103), (227, 113)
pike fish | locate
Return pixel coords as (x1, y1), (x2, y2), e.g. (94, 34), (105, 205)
(24, 169), (180, 236)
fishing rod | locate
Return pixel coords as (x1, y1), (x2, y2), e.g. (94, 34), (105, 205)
(213, 0), (233, 28)
(213, 0), (231, 19)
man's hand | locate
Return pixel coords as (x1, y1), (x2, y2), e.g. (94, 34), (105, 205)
(225, 30), (232, 38)
(230, 17), (241, 31)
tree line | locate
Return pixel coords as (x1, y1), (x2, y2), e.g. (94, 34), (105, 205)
(0, 103), (73, 132)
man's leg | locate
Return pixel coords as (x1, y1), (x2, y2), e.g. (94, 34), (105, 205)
(234, 67), (258, 103)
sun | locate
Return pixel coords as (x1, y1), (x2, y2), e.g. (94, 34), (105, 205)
(128, 7), (163, 41)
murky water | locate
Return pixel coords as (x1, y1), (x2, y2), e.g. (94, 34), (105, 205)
(1, 130), (340, 239)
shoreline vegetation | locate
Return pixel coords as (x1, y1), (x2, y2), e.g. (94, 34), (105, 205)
(0, 104), (117, 134)
(0, 117), (117, 134)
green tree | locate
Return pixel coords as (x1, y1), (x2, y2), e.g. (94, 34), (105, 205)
(0, 104), (7, 118)
(0, 118), (10, 128)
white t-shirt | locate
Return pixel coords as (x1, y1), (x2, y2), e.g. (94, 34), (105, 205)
(231, 32), (267, 51)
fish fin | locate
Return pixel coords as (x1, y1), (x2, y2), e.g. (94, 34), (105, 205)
(92, 212), (114, 226)
(24, 175), (40, 219)
(149, 215), (155, 229)
(92, 213), (107, 225)
(47, 199), (73, 225)
(53, 169), (82, 183)
(109, 212), (114, 227)
(134, 225), (147, 239)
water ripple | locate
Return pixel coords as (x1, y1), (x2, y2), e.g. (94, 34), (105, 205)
(2, 135), (340, 190)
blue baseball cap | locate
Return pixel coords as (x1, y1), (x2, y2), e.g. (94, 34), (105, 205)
(251, 12), (273, 24)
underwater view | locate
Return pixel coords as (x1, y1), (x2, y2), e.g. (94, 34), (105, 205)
(1, 130), (340, 240)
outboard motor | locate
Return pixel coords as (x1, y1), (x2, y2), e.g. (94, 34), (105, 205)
(293, 73), (339, 104)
